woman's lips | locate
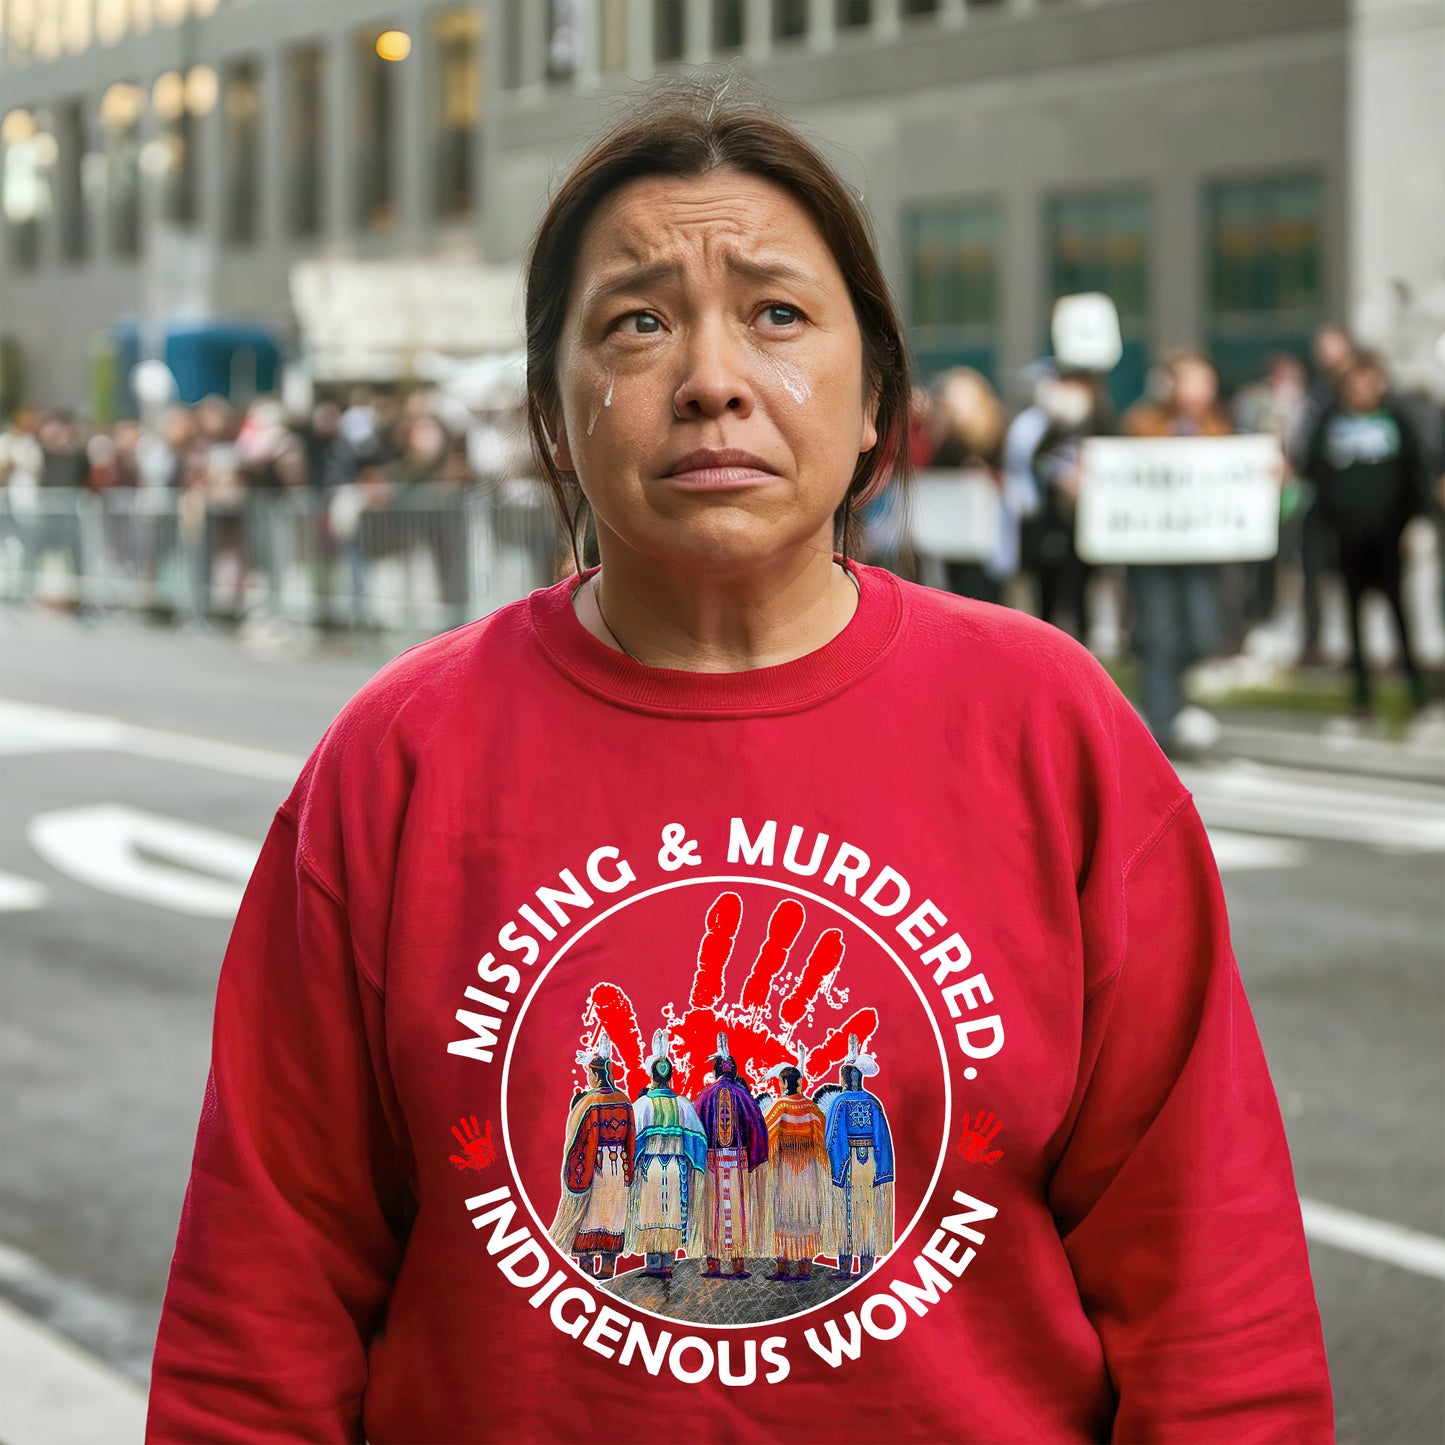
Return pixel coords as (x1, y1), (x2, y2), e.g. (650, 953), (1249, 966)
(661, 448), (781, 489)
(664, 465), (779, 489)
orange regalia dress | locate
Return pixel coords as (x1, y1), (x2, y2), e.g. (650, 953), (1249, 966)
(761, 1093), (834, 1259)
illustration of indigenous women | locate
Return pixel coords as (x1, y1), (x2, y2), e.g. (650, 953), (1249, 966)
(548, 1030), (636, 1280)
(823, 1033), (894, 1278)
(625, 1029), (708, 1277)
(760, 1043), (833, 1281)
(692, 1032), (769, 1279)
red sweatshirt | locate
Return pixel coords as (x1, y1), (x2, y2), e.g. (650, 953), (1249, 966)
(148, 560), (1333, 1444)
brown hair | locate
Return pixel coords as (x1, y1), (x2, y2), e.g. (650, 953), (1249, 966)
(524, 75), (912, 574)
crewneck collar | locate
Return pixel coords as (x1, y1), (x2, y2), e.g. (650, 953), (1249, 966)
(527, 556), (903, 718)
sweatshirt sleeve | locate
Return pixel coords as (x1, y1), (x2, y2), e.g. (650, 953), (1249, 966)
(1049, 796), (1334, 1444)
(146, 803), (411, 1443)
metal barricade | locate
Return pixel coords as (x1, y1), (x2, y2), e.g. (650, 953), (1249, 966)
(0, 481), (563, 636)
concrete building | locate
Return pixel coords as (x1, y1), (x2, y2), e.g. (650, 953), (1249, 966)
(2, 0), (1442, 414)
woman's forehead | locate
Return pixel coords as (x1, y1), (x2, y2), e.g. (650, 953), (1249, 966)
(577, 171), (835, 280)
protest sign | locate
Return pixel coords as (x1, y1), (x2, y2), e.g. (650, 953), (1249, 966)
(1075, 435), (1282, 564)
(909, 469), (1002, 562)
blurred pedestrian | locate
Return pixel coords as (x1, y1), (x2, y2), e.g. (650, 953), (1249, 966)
(1301, 350), (1432, 715)
(1233, 353), (1308, 632)
(1295, 327), (1355, 662)
(1122, 350), (1233, 754)
(928, 366), (1006, 602)
(1018, 366), (1111, 640)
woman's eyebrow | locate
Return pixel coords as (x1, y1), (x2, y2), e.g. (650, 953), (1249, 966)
(580, 254), (819, 314)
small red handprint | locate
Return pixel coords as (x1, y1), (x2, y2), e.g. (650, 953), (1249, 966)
(581, 890), (880, 1099)
(448, 1115), (496, 1172)
(955, 1109), (1003, 1165)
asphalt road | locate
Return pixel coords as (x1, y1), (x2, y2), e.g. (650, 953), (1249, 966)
(1, 607), (1441, 1443)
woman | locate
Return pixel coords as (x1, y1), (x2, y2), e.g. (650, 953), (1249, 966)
(147, 82), (1332, 1442)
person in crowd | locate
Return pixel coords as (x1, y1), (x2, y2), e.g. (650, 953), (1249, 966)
(146, 80), (1332, 1444)
(1301, 349), (1433, 715)
(1233, 352), (1309, 632)
(1294, 326), (1355, 662)
(927, 366), (1007, 602)
(1122, 350), (1233, 753)
(1018, 364), (1111, 640)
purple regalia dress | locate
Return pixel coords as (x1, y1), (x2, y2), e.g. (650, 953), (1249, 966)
(693, 1071), (769, 1259)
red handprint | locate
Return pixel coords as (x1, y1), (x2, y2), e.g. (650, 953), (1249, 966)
(582, 890), (879, 1099)
(448, 1115), (496, 1172)
(954, 1109), (1003, 1165)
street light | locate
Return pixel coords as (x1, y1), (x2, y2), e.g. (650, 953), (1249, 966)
(376, 30), (412, 62)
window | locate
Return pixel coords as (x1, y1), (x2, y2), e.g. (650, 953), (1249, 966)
(222, 56), (261, 244)
(654, 0), (684, 62)
(902, 0), (938, 17)
(501, 0), (524, 88)
(837, 0), (872, 27)
(1046, 190), (1151, 409)
(2, 109), (47, 271)
(600, 0), (629, 72)
(904, 200), (1000, 383)
(1206, 174), (1323, 389)
(100, 82), (142, 258)
(355, 28), (397, 230)
(286, 45), (323, 238)
(773, 0), (808, 42)
(57, 97), (88, 262)
(434, 10), (479, 219)
(713, 0), (743, 53)
(152, 71), (198, 226)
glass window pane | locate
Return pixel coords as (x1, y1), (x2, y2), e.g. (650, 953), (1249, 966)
(655, 0), (684, 62)
(434, 8), (479, 219)
(286, 44), (323, 238)
(223, 56), (261, 245)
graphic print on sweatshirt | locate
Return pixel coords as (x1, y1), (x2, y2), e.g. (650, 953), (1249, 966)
(450, 816), (1005, 1385)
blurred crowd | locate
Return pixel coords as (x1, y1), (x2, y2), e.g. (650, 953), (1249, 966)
(0, 382), (535, 629)
(870, 328), (1445, 752)
(2, 329), (1443, 753)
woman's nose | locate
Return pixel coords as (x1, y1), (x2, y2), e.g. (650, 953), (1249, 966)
(672, 321), (755, 420)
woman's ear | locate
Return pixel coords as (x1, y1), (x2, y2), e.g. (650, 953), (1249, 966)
(860, 382), (881, 455)
(552, 417), (574, 473)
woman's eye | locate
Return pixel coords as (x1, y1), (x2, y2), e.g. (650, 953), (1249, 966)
(760, 304), (802, 327)
(618, 312), (662, 335)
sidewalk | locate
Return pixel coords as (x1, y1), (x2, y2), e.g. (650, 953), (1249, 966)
(1212, 710), (1445, 785)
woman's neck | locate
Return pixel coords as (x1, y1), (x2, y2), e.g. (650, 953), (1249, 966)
(571, 543), (860, 673)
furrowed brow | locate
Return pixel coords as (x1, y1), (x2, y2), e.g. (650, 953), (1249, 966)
(580, 262), (682, 313)
(724, 255), (819, 291)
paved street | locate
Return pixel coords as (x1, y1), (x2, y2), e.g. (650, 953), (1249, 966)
(1, 607), (1441, 1444)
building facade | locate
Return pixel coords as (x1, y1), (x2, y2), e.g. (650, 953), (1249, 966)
(1, 0), (1441, 413)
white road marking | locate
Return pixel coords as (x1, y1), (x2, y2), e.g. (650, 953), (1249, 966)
(0, 1296), (146, 1445)
(1181, 759), (1445, 852)
(1206, 829), (1308, 871)
(0, 870), (49, 911)
(0, 699), (303, 781)
(27, 805), (260, 918)
(1299, 1198), (1445, 1281)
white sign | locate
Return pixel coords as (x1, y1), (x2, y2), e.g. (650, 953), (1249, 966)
(908, 469), (1002, 562)
(1075, 435), (1283, 564)
(1051, 293), (1123, 373)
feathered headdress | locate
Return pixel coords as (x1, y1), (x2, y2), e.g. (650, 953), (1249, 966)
(840, 1032), (879, 1079)
(575, 1028), (617, 1069)
(766, 1041), (808, 1082)
(643, 1028), (670, 1074)
(712, 1031), (731, 1062)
